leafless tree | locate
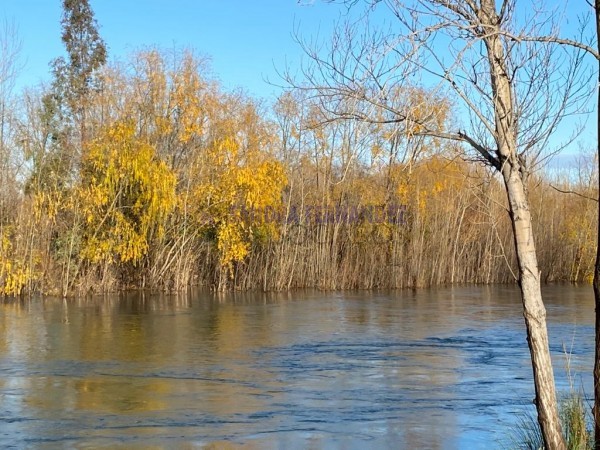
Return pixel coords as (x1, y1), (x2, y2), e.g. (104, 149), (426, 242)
(0, 21), (23, 225)
(285, 0), (591, 447)
(474, 3), (600, 445)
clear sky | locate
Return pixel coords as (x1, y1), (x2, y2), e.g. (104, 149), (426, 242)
(0, 0), (341, 99)
(0, 0), (596, 161)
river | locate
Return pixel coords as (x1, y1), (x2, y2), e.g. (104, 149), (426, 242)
(0, 285), (594, 449)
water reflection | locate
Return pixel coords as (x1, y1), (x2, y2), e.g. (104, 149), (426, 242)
(0, 285), (594, 449)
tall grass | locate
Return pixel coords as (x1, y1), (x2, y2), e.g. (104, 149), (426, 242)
(506, 346), (594, 449)
(507, 391), (593, 450)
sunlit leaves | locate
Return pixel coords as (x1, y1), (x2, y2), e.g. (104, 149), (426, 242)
(78, 121), (176, 265)
(195, 129), (287, 273)
(7, 40), (596, 294)
(0, 227), (31, 296)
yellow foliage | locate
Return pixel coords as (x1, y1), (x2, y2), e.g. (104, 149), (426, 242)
(0, 227), (31, 296)
(172, 54), (205, 143)
(217, 221), (250, 269)
(193, 129), (287, 272)
(124, 50), (209, 150)
(396, 156), (469, 217)
(33, 190), (64, 222)
(405, 87), (449, 137)
(79, 121), (176, 265)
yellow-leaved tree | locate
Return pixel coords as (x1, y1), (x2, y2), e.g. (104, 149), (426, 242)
(77, 121), (176, 285)
(197, 135), (287, 284)
(0, 226), (31, 296)
(191, 96), (287, 287)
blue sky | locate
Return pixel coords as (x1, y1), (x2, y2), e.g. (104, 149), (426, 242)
(0, 0), (596, 161)
(0, 0), (341, 98)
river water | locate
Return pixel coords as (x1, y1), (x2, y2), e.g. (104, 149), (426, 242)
(0, 285), (594, 449)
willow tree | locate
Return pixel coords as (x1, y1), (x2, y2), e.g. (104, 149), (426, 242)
(289, 0), (588, 447)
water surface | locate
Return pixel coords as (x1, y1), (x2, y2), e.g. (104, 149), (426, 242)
(0, 285), (594, 449)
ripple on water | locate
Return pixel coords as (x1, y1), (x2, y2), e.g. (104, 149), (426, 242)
(0, 285), (594, 449)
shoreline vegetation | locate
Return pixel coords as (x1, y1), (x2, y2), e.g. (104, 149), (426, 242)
(0, 47), (597, 296)
(0, 0), (597, 298)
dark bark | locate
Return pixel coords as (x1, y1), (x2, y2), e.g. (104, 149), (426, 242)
(593, 2), (600, 448)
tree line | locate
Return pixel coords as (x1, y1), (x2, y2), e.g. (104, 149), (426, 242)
(0, 1), (596, 298)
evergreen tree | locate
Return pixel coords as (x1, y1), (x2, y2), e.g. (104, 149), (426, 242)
(51, 0), (107, 145)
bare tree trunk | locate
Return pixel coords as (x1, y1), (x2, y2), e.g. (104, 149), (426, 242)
(482, 0), (564, 443)
(503, 163), (565, 449)
(593, 2), (600, 447)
